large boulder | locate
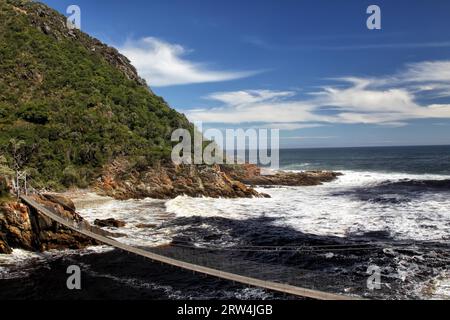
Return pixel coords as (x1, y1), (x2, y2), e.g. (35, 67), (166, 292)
(94, 218), (126, 228)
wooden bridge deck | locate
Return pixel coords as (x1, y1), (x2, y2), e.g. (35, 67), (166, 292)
(20, 195), (361, 301)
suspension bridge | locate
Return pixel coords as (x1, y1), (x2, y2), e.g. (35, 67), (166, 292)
(19, 192), (362, 300)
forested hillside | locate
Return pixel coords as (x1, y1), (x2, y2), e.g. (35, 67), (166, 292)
(0, 0), (192, 189)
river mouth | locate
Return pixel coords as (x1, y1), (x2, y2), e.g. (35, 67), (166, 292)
(1, 171), (450, 300)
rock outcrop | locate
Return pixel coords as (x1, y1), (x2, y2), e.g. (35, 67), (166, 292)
(95, 161), (342, 200)
(95, 160), (265, 200)
(221, 164), (342, 187)
(0, 194), (101, 253)
(241, 171), (342, 187)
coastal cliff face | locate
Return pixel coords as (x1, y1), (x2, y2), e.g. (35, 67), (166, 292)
(95, 160), (264, 200)
(0, 194), (98, 254)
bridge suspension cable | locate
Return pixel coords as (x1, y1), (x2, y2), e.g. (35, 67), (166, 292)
(19, 194), (362, 300)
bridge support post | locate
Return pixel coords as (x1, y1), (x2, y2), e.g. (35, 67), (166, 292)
(15, 171), (28, 197)
(15, 170), (20, 198)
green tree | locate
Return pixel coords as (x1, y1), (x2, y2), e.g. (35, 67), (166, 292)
(0, 0), (193, 189)
(0, 155), (13, 177)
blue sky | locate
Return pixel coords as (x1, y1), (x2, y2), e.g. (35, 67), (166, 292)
(41, 0), (450, 148)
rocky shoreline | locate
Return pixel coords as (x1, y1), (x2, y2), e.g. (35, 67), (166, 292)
(95, 160), (264, 200)
(0, 194), (99, 254)
(0, 164), (341, 255)
(94, 160), (341, 200)
(221, 164), (342, 187)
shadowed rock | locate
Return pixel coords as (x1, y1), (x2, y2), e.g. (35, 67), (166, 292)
(94, 218), (126, 228)
(0, 194), (99, 253)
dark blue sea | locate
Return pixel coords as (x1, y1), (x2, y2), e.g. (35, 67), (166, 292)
(280, 145), (450, 174)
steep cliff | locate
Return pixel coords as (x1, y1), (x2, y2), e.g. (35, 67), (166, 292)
(0, 194), (100, 254)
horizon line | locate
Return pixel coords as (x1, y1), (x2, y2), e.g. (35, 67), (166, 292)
(227, 143), (450, 152)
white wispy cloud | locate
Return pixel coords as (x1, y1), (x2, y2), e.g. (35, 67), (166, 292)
(207, 90), (295, 107)
(186, 60), (450, 127)
(119, 37), (259, 86)
(403, 60), (450, 83)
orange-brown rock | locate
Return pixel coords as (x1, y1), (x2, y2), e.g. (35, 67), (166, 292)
(0, 194), (100, 254)
(94, 218), (126, 228)
(221, 164), (342, 187)
(0, 233), (12, 254)
(95, 160), (266, 200)
(239, 170), (342, 187)
(220, 164), (261, 180)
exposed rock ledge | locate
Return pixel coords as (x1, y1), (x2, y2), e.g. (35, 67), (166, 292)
(0, 163), (342, 254)
(0, 194), (111, 254)
(95, 161), (342, 200)
(95, 160), (265, 200)
(221, 164), (342, 187)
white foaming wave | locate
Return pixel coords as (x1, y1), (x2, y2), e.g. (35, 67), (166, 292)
(296, 170), (450, 187)
(0, 250), (45, 280)
(165, 170), (450, 242)
(1, 196), (177, 276)
(77, 197), (176, 247)
(219, 287), (274, 300)
(165, 170), (450, 299)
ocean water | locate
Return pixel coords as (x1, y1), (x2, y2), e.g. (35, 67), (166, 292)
(162, 145), (450, 299)
(1, 145), (449, 300)
(279, 145), (450, 174)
